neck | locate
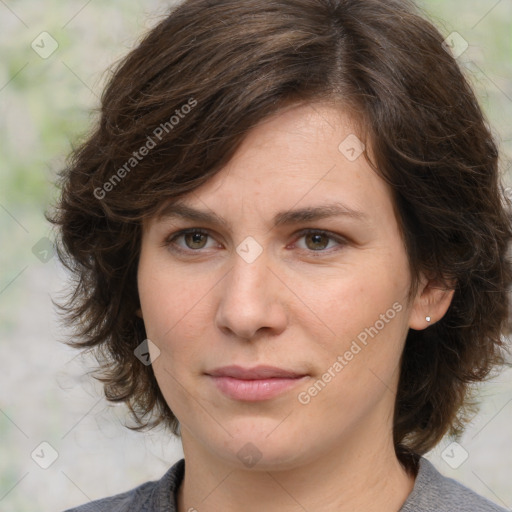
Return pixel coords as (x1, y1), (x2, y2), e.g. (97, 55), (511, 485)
(176, 430), (416, 512)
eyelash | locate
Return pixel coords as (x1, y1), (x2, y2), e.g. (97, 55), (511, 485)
(162, 228), (347, 257)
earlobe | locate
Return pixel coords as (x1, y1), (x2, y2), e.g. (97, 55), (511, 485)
(408, 275), (456, 330)
(135, 308), (143, 319)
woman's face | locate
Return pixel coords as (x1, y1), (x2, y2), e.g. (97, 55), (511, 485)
(137, 102), (437, 470)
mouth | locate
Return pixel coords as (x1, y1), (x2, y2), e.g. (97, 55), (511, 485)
(205, 365), (309, 401)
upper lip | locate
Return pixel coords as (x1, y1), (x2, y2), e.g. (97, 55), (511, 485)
(206, 365), (307, 380)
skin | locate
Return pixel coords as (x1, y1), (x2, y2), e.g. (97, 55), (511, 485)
(137, 102), (455, 512)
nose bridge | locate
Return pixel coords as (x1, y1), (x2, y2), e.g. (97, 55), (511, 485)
(226, 241), (271, 307)
(215, 240), (286, 339)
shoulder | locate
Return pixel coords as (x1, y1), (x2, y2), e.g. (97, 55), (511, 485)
(62, 480), (156, 512)
(62, 458), (185, 512)
(400, 456), (507, 512)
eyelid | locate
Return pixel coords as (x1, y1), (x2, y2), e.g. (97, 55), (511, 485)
(163, 227), (218, 249)
(290, 228), (347, 253)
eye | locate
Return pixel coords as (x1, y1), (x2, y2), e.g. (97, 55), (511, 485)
(292, 229), (346, 253)
(164, 228), (219, 252)
(163, 228), (346, 255)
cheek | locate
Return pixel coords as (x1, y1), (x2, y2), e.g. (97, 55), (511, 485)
(137, 262), (217, 401)
(294, 259), (408, 348)
(137, 249), (210, 341)
(294, 271), (408, 418)
(137, 261), (209, 408)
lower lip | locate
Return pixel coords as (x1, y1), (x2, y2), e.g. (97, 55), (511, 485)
(208, 375), (308, 401)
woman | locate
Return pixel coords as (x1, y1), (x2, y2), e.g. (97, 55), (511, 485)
(53, 0), (512, 510)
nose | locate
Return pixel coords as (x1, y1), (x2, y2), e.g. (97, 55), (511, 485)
(214, 247), (288, 341)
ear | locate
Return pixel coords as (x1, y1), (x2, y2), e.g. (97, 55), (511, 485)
(408, 272), (456, 330)
(135, 307), (143, 319)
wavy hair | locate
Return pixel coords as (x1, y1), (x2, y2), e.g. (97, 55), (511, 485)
(49, 0), (512, 472)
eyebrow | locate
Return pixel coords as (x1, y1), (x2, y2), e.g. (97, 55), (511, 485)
(156, 201), (369, 229)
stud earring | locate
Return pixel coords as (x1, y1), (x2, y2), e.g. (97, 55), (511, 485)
(425, 316), (431, 322)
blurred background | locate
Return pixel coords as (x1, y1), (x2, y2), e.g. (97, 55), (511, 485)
(0, 1), (511, 511)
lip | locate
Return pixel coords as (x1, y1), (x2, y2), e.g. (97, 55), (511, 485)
(205, 365), (309, 401)
(206, 365), (306, 379)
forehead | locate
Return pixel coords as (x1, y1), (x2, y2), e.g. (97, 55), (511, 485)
(150, 102), (394, 230)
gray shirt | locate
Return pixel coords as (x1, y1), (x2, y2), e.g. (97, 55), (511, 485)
(63, 456), (508, 511)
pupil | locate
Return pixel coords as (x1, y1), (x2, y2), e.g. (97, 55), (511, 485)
(187, 232), (206, 248)
(308, 233), (327, 250)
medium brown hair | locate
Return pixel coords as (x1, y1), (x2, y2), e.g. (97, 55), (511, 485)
(50, 0), (512, 471)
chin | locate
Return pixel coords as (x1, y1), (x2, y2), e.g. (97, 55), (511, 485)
(204, 422), (311, 471)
